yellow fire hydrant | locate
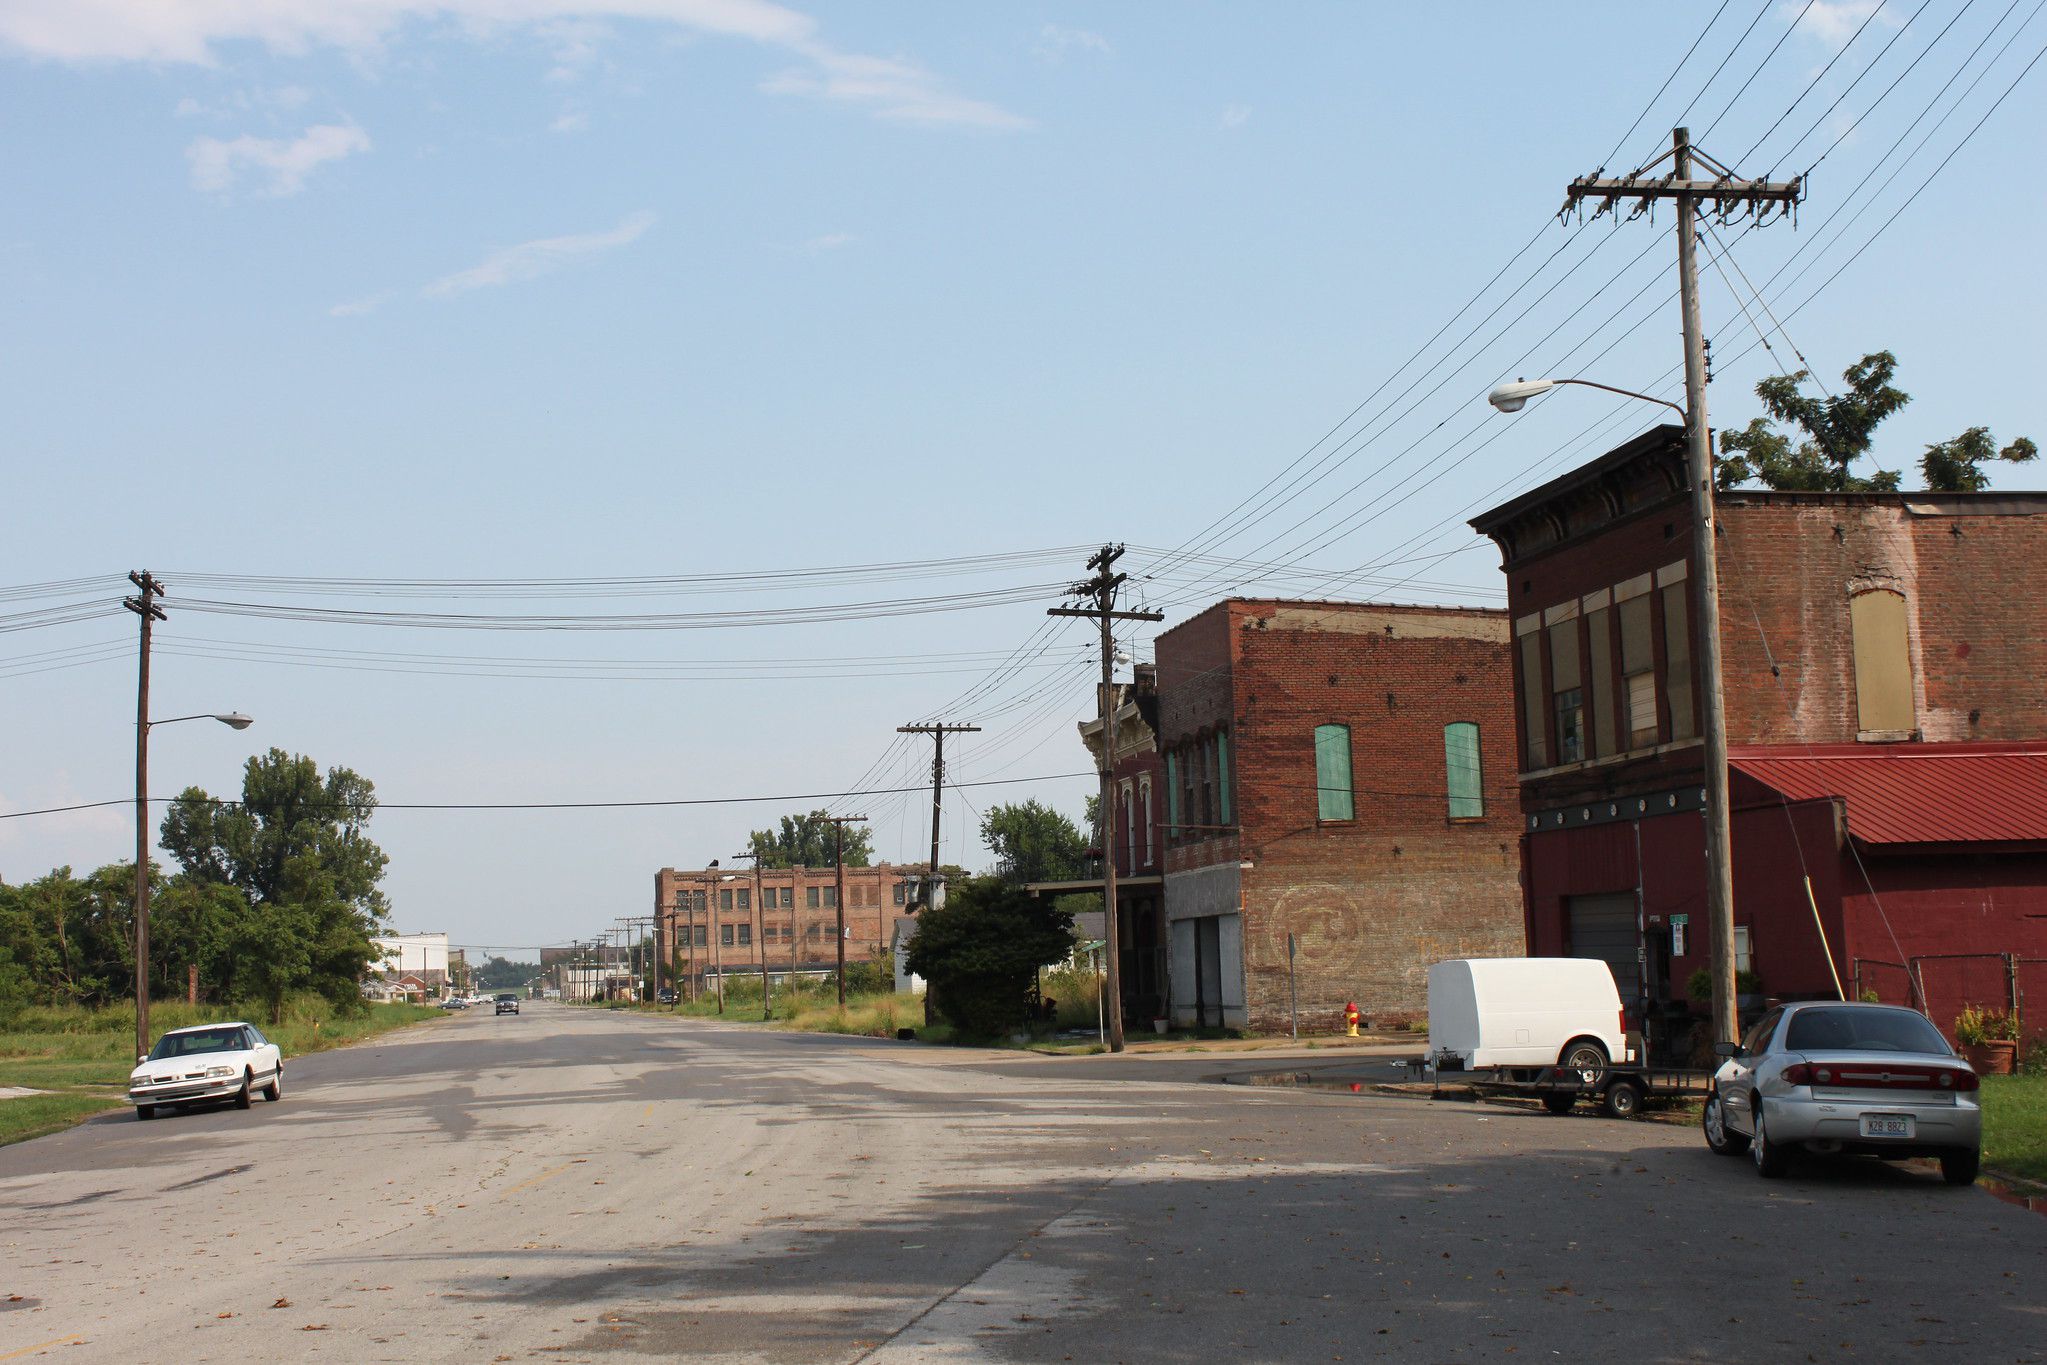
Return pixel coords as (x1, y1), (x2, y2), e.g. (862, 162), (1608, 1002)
(1343, 1001), (1361, 1038)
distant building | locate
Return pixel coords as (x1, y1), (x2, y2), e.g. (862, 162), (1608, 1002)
(370, 932), (450, 995)
(655, 862), (933, 991)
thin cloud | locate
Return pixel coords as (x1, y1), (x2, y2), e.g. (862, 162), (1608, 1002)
(803, 232), (855, 252)
(1035, 24), (1110, 61)
(422, 211), (655, 298)
(1219, 103), (1251, 130)
(762, 43), (1031, 130)
(1791, 0), (1895, 50)
(0, 2), (1026, 130)
(329, 290), (392, 317)
(186, 122), (370, 196)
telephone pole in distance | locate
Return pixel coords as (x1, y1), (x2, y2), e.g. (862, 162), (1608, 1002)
(822, 814), (867, 1007)
(1048, 543), (1162, 1054)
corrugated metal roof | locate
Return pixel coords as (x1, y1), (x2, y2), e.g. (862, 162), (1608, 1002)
(1731, 743), (2047, 847)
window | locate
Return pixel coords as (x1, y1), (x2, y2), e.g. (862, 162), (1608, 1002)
(1850, 588), (1913, 734)
(806, 886), (820, 909)
(736, 888), (751, 911)
(721, 925), (734, 947)
(1517, 627), (1547, 768)
(1662, 584), (1695, 741)
(1619, 592), (1656, 747)
(824, 887), (838, 909)
(737, 924), (751, 947)
(1547, 617), (1582, 763)
(1139, 777), (1154, 865)
(719, 889), (733, 911)
(1733, 925), (1753, 974)
(1216, 730), (1232, 826)
(693, 926), (707, 947)
(1444, 722), (1483, 819)
(1586, 606), (1615, 759)
(807, 922), (823, 942)
(893, 882), (907, 906)
(1165, 752), (1180, 837)
(1314, 723), (1354, 821)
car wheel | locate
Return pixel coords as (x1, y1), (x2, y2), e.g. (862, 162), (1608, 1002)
(136, 1105), (156, 1121)
(1939, 1147), (1981, 1186)
(1750, 1104), (1788, 1178)
(1542, 1093), (1576, 1116)
(263, 1067), (282, 1102)
(1702, 1091), (1749, 1155)
(1558, 1038), (1609, 1082)
(234, 1071), (254, 1110)
(1602, 1080), (1644, 1120)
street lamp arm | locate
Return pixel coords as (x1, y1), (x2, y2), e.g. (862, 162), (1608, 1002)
(148, 712), (255, 730)
(1547, 377), (1687, 418)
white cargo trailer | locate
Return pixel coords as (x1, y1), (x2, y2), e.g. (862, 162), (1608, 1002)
(1427, 958), (1632, 1074)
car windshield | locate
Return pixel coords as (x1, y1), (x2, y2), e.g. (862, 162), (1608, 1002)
(147, 1028), (244, 1060)
(1784, 1006), (1949, 1055)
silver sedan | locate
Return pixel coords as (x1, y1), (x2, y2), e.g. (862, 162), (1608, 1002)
(1701, 1001), (1981, 1184)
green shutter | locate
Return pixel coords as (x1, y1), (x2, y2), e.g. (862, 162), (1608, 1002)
(1313, 724), (1353, 821)
(1444, 722), (1484, 819)
(1217, 730), (1233, 826)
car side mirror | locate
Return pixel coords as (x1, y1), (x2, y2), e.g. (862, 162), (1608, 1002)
(1713, 1041), (1739, 1058)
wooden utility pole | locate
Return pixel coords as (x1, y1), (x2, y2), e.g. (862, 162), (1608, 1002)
(1048, 544), (1163, 1054)
(896, 723), (979, 1025)
(706, 859), (727, 1012)
(734, 850), (769, 1019)
(823, 815), (868, 1006)
(125, 570), (166, 1065)
(1564, 128), (1801, 1047)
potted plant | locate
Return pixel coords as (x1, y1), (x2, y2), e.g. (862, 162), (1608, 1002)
(1955, 1006), (2019, 1075)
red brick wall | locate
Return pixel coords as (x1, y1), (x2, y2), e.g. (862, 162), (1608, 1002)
(655, 864), (925, 976)
(1161, 600), (1525, 1028)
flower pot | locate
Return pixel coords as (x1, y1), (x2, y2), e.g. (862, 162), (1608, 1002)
(1962, 1040), (2018, 1075)
(1152, 1018), (1169, 1035)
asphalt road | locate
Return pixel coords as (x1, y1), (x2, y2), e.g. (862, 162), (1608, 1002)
(1, 1004), (2041, 1363)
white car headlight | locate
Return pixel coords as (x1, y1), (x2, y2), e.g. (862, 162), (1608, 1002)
(205, 1064), (236, 1077)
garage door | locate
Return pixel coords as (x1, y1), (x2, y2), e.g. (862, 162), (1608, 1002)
(1566, 893), (1640, 1003)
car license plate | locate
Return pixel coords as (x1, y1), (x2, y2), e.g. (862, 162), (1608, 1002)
(1859, 1114), (1914, 1139)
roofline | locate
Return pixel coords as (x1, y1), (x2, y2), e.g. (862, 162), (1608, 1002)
(1731, 741), (2047, 760)
(1470, 424), (1687, 535)
(1155, 595), (1506, 645)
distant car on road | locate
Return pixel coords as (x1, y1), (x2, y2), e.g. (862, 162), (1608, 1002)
(494, 994), (519, 1015)
(439, 996), (467, 1010)
(128, 1022), (283, 1120)
(656, 988), (678, 1005)
(1703, 1000), (1982, 1184)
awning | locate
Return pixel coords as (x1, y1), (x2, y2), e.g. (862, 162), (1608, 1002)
(1023, 875), (1163, 896)
(1731, 742), (2047, 848)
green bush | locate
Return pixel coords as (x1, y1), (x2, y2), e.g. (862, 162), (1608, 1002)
(904, 877), (1074, 1038)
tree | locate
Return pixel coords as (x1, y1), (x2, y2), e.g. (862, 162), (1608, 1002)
(474, 955), (542, 990)
(1919, 426), (2038, 492)
(979, 800), (1090, 885)
(903, 875), (1074, 1036)
(159, 748), (391, 1015)
(1716, 349), (2035, 494)
(746, 810), (874, 869)
(1716, 351), (1908, 492)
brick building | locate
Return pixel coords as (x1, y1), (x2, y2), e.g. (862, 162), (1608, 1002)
(1473, 425), (2047, 1053)
(1152, 598), (1525, 1031)
(654, 862), (930, 991)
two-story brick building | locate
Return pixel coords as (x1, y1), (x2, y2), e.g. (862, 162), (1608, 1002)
(1152, 598), (1525, 1032)
(1472, 425), (2047, 1052)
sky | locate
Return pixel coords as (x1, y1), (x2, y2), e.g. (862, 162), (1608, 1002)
(5, 1), (2044, 962)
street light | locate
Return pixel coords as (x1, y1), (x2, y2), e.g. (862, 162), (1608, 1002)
(134, 709), (253, 1063)
(1488, 360), (1741, 1049)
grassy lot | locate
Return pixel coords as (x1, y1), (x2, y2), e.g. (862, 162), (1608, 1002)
(1981, 1073), (2046, 1186)
(0, 996), (441, 1147)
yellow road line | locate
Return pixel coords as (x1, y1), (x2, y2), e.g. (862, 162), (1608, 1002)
(0, 1335), (87, 1361)
(499, 1162), (574, 1198)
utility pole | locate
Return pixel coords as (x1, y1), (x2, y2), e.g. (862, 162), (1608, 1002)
(823, 815), (867, 1007)
(734, 851), (768, 1019)
(897, 722), (979, 1025)
(706, 860), (727, 1012)
(1048, 544), (1163, 1054)
(1564, 127), (1801, 1047)
(125, 571), (166, 1064)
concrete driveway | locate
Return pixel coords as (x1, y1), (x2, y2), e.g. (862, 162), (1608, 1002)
(0, 1004), (2039, 1362)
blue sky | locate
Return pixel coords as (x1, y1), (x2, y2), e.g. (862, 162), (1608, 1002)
(4, 2), (2043, 961)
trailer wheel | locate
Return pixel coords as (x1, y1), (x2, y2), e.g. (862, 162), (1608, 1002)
(1541, 1093), (1576, 1116)
(1602, 1080), (1644, 1120)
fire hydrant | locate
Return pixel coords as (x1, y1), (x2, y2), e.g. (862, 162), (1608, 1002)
(1343, 1001), (1362, 1038)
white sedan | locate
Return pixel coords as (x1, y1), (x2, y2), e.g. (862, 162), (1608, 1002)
(127, 1022), (284, 1120)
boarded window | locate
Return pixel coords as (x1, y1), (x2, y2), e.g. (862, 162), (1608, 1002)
(1314, 723), (1354, 821)
(1663, 585), (1695, 741)
(1165, 752), (1180, 836)
(1586, 606), (1615, 759)
(1216, 731), (1232, 826)
(1850, 589), (1913, 733)
(1549, 619), (1584, 764)
(1519, 631), (1547, 768)
(1444, 722), (1483, 819)
(1619, 594), (1656, 747)
(1140, 778), (1154, 862)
